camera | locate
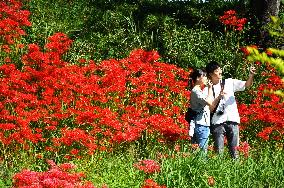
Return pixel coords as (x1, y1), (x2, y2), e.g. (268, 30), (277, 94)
(216, 103), (225, 116)
(216, 110), (224, 116)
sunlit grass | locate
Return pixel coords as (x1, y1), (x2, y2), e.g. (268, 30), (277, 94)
(1, 142), (283, 187)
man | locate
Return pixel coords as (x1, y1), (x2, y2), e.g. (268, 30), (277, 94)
(206, 61), (256, 158)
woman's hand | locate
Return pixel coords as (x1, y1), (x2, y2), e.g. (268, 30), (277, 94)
(207, 80), (213, 88)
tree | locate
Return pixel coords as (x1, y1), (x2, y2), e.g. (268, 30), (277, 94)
(250, 0), (282, 47)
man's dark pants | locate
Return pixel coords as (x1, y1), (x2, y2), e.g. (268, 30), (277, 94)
(211, 121), (239, 158)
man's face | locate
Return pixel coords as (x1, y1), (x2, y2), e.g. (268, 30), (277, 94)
(210, 67), (222, 82)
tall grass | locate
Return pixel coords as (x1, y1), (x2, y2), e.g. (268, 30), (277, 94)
(1, 143), (283, 187)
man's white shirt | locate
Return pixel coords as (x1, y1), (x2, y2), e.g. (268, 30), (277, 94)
(211, 78), (246, 125)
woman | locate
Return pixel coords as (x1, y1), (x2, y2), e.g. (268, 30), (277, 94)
(189, 69), (223, 152)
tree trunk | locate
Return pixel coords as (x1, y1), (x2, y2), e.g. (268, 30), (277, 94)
(261, 0), (280, 24)
(250, 0), (281, 48)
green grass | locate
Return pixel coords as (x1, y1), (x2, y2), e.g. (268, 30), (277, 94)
(2, 143), (283, 187)
(158, 150), (284, 187)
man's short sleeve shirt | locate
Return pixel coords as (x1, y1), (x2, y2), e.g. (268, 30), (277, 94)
(211, 78), (246, 125)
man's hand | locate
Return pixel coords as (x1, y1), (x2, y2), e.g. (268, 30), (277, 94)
(219, 86), (226, 99)
(245, 66), (256, 88)
(249, 66), (256, 75)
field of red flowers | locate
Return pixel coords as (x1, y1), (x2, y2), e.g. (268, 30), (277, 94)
(0, 1), (283, 187)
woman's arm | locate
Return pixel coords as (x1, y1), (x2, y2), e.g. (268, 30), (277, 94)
(204, 84), (213, 106)
(192, 85), (213, 107)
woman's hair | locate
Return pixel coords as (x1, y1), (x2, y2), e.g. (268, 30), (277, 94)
(205, 61), (220, 75)
(188, 69), (206, 90)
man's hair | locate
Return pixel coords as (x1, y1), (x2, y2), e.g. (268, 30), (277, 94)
(206, 61), (220, 74)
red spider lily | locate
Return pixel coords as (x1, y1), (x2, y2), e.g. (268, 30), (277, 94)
(13, 160), (96, 188)
(45, 32), (73, 55)
(266, 49), (273, 56)
(219, 10), (247, 31)
(133, 159), (161, 174)
(207, 176), (215, 187)
(0, 42), (190, 155)
(240, 47), (250, 56)
(4, 57), (11, 63)
(70, 148), (80, 156)
(1, 44), (11, 53)
(257, 127), (273, 141)
(142, 179), (167, 188)
(35, 153), (43, 159)
(0, 0), (31, 44)
(59, 163), (76, 171)
(239, 65), (284, 142)
(156, 152), (169, 160)
(191, 144), (199, 150)
(236, 141), (250, 158)
(174, 144), (181, 152)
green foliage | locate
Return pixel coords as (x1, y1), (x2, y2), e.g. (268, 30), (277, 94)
(268, 16), (284, 38)
(24, 0), (91, 45)
(247, 47), (284, 76)
(22, 0), (253, 71)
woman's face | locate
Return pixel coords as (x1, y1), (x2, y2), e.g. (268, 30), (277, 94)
(199, 75), (208, 85)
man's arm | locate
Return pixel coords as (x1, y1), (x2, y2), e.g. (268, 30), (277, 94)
(245, 66), (256, 88)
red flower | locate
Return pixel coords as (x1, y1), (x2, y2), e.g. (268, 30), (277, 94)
(224, 10), (236, 15)
(174, 144), (181, 152)
(236, 141), (250, 158)
(219, 10), (247, 31)
(12, 160), (95, 188)
(1, 45), (11, 53)
(208, 176), (215, 187)
(4, 57), (11, 63)
(142, 179), (167, 188)
(133, 159), (161, 174)
(70, 149), (79, 155)
(191, 144), (199, 150)
(266, 49), (273, 56)
(59, 163), (76, 171)
(0, 0), (31, 45)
